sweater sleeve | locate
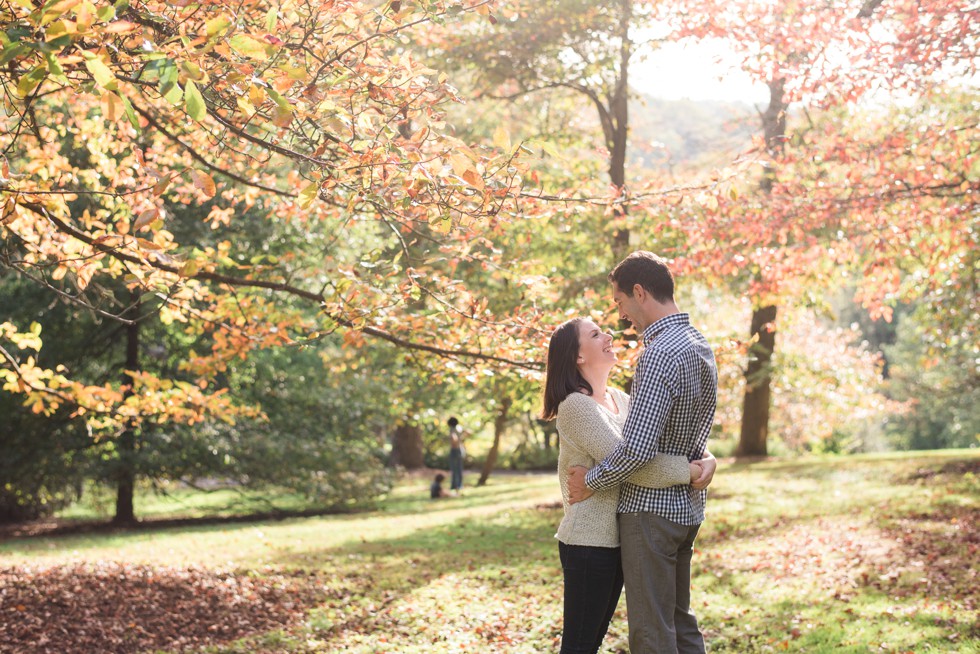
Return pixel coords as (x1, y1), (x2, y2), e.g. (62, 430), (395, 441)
(556, 393), (690, 489)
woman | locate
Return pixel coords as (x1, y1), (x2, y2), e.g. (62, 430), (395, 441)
(542, 317), (715, 654)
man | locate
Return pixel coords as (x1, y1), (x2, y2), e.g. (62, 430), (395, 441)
(567, 251), (717, 654)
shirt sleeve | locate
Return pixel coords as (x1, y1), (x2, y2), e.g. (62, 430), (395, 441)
(585, 350), (678, 491)
(556, 393), (690, 488)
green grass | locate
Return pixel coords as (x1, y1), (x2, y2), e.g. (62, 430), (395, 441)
(3, 452), (978, 653)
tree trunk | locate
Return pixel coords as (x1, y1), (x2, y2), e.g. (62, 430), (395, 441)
(736, 305), (777, 457)
(389, 423), (425, 469)
(735, 77), (786, 458)
(478, 394), (512, 486)
(609, 0), (632, 259)
(112, 292), (140, 525)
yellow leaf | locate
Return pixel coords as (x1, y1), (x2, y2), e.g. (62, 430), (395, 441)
(298, 181), (319, 209)
(450, 153), (474, 178)
(45, 20), (76, 41)
(248, 83), (267, 107)
(236, 95), (255, 116)
(492, 124), (511, 151)
(41, 0), (82, 24)
(229, 34), (270, 61)
(179, 260), (199, 278)
(430, 216), (452, 234)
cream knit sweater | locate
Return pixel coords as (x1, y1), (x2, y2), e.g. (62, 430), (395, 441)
(555, 389), (691, 548)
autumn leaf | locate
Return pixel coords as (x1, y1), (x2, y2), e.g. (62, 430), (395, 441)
(184, 80), (207, 121)
(83, 53), (117, 91)
(298, 181), (319, 209)
(189, 170), (217, 198)
(229, 34), (271, 60)
(133, 208), (159, 232)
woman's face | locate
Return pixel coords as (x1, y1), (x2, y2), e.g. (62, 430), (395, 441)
(576, 320), (616, 369)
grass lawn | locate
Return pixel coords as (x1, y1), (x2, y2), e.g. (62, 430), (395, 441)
(1, 451), (977, 653)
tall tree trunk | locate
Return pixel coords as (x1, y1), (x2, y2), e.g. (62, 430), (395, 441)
(477, 394), (512, 486)
(390, 423), (425, 469)
(735, 78), (786, 458)
(736, 305), (777, 457)
(609, 0), (632, 259)
(112, 291), (140, 525)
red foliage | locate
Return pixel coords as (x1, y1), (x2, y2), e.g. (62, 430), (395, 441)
(0, 562), (325, 653)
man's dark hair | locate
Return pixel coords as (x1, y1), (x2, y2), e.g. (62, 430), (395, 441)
(447, 417), (459, 428)
(608, 251), (674, 303)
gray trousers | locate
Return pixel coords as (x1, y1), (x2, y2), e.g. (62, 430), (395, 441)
(619, 512), (706, 654)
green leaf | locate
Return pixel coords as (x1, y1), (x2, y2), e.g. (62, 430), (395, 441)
(0, 43), (31, 67)
(205, 15), (231, 38)
(163, 82), (182, 106)
(184, 80), (206, 121)
(83, 54), (117, 91)
(265, 86), (291, 112)
(43, 52), (67, 83)
(265, 6), (277, 32)
(157, 58), (178, 95)
(228, 34), (270, 61)
(16, 65), (48, 97)
(120, 93), (140, 131)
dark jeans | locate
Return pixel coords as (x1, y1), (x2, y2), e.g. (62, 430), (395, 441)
(448, 448), (463, 490)
(558, 542), (624, 654)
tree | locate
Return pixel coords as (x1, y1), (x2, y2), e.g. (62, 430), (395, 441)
(1, 0), (551, 481)
(662, 0), (978, 455)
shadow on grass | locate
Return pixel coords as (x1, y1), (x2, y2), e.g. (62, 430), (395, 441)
(0, 475), (551, 544)
(264, 505), (564, 647)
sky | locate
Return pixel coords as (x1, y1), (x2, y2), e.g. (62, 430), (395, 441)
(631, 40), (770, 104)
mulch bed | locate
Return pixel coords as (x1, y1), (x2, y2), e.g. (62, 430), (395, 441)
(0, 562), (326, 653)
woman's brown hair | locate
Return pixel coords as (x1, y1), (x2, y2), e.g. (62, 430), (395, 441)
(541, 318), (594, 420)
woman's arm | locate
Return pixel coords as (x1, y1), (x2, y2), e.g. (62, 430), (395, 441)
(556, 394), (691, 488)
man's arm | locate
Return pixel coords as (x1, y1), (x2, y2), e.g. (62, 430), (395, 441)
(583, 355), (678, 492)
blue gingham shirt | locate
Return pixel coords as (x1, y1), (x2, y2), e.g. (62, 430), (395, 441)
(585, 313), (717, 525)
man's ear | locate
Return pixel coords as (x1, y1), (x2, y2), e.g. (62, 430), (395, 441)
(632, 283), (646, 302)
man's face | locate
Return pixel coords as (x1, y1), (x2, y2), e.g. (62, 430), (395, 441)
(611, 282), (642, 329)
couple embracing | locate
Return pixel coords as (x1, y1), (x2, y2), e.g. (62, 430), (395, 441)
(543, 251), (718, 654)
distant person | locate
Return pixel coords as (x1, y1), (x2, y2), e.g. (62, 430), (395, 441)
(567, 251), (718, 653)
(430, 473), (449, 499)
(447, 416), (465, 494)
(543, 315), (716, 654)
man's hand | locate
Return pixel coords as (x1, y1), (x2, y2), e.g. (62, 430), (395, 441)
(567, 465), (594, 504)
(691, 453), (717, 490)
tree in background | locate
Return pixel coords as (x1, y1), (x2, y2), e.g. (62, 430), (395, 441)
(0, 0), (540, 431)
(0, 0), (553, 520)
(663, 0), (978, 455)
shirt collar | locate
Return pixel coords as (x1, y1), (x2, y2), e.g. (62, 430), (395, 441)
(641, 312), (690, 345)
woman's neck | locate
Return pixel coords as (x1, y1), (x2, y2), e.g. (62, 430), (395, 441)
(579, 367), (609, 400)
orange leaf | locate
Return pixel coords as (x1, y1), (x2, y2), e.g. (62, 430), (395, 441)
(133, 208), (158, 231)
(190, 169), (217, 198)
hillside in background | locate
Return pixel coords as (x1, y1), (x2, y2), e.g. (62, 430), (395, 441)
(630, 93), (757, 170)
